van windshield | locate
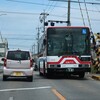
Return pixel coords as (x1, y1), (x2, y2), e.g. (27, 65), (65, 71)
(7, 51), (30, 60)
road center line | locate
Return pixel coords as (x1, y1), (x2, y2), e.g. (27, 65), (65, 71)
(52, 88), (66, 100)
(0, 86), (51, 92)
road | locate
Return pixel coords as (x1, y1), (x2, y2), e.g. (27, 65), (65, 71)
(0, 71), (100, 100)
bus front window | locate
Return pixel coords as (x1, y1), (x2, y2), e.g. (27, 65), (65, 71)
(47, 28), (90, 56)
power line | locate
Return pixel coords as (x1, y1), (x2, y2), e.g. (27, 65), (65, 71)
(44, 1), (53, 13)
(3, 34), (37, 36)
(7, 37), (36, 40)
(9, 44), (31, 47)
(84, 0), (92, 31)
(6, 0), (67, 8)
(6, 0), (100, 9)
(0, 7), (100, 15)
(5, 0), (100, 17)
(78, 0), (85, 26)
(0, 10), (100, 21)
(49, 0), (100, 5)
(45, 1), (57, 14)
(0, 10), (39, 15)
(93, 4), (100, 13)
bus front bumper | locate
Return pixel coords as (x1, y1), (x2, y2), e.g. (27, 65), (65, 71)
(47, 67), (91, 73)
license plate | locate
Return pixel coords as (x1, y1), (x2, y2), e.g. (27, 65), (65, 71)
(62, 64), (78, 68)
(12, 72), (23, 76)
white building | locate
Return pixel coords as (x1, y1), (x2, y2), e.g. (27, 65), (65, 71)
(0, 37), (8, 66)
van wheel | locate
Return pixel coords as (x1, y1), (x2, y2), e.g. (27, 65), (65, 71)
(27, 76), (33, 82)
(3, 75), (7, 81)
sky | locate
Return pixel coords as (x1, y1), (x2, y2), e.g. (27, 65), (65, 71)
(0, 0), (100, 53)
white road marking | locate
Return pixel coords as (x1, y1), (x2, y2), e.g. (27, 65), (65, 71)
(9, 97), (14, 100)
(0, 86), (51, 92)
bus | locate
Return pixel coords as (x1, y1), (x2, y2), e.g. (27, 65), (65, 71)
(38, 26), (91, 78)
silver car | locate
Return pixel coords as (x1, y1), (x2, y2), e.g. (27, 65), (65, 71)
(2, 50), (34, 82)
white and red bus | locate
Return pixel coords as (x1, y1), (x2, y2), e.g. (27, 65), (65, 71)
(38, 26), (91, 78)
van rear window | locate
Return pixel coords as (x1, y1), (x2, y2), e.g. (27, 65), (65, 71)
(7, 51), (30, 60)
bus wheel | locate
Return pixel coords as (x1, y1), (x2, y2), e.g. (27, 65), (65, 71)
(79, 72), (85, 78)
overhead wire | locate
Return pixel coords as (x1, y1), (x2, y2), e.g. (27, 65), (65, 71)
(78, 0), (85, 26)
(7, 37), (36, 40)
(46, 2), (58, 14)
(0, 10), (100, 22)
(44, 1), (54, 13)
(92, 3), (100, 14)
(3, 34), (37, 36)
(84, 0), (92, 31)
(1, 1), (100, 14)
(6, 0), (100, 8)
(0, 10), (39, 15)
(9, 44), (31, 48)
(6, 0), (100, 5)
(49, 0), (100, 5)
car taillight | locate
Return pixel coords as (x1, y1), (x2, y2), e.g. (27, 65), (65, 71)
(4, 59), (7, 67)
(30, 59), (33, 67)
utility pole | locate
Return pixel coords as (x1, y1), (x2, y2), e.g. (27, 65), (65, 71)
(33, 44), (36, 54)
(67, 0), (71, 26)
(40, 11), (49, 34)
(36, 27), (40, 54)
(49, 0), (71, 26)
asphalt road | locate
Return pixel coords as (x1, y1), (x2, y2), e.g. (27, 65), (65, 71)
(0, 72), (100, 100)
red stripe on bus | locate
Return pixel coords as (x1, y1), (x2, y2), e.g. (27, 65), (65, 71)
(47, 56), (91, 64)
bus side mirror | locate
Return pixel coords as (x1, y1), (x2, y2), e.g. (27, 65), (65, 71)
(1, 58), (5, 61)
(43, 39), (46, 46)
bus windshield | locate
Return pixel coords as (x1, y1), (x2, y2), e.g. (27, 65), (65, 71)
(47, 27), (90, 56)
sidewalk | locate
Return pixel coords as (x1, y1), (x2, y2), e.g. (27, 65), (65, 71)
(91, 73), (100, 80)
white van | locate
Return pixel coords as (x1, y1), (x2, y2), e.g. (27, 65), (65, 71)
(2, 50), (34, 82)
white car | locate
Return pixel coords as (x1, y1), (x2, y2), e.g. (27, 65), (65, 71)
(2, 50), (34, 82)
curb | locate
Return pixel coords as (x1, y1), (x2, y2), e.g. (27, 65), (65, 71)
(92, 75), (100, 80)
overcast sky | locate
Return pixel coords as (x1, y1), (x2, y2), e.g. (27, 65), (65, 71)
(0, 0), (100, 52)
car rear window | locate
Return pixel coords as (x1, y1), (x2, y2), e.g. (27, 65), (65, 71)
(7, 51), (30, 60)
